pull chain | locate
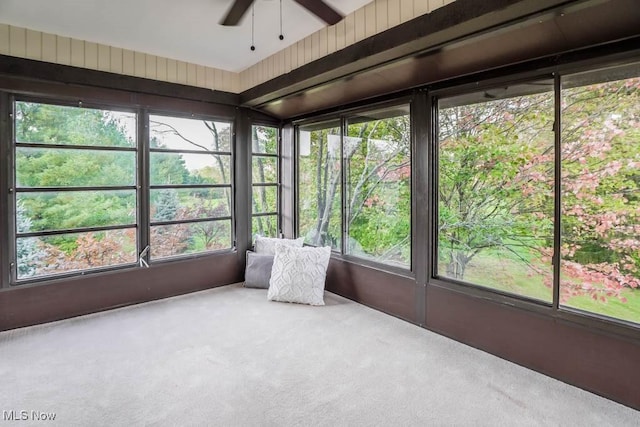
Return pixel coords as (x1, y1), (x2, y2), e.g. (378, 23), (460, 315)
(279, 0), (284, 40)
(250, 4), (256, 51)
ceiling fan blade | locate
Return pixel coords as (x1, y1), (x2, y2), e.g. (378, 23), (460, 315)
(294, 0), (343, 25)
(220, 0), (254, 26)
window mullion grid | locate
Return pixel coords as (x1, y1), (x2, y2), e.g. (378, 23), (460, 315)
(250, 125), (280, 238)
(17, 224), (137, 239)
(16, 142), (137, 152)
(250, 152), (278, 158)
(150, 216), (232, 227)
(148, 115), (235, 259)
(12, 106), (140, 283)
(252, 212), (278, 218)
(150, 148), (231, 156)
(16, 186), (136, 193)
(148, 184), (232, 225)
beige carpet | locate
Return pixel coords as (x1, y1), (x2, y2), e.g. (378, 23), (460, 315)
(0, 283), (637, 426)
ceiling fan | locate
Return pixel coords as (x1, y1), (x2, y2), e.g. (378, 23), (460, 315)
(220, 0), (344, 26)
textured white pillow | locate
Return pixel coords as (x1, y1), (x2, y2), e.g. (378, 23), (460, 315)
(267, 243), (331, 306)
(255, 236), (304, 255)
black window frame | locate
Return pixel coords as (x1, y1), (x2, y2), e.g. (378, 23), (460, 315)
(6, 95), (238, 286)
(294, 100), (414, 276)
(147, 111), (236, 261)
(250, 122), (281, 239)
(430, 59), (640, 333)
(432, 75), (557, 306)
(10, 95), (141, 284)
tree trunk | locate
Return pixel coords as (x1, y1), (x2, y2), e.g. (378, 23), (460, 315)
(446, 251), (469, 279)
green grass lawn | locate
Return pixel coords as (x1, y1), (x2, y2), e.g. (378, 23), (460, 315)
(440, 251), (640, 325)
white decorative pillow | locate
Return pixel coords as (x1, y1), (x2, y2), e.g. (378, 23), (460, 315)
(255, 236), (304, 256)
(267, 243), (331, 306)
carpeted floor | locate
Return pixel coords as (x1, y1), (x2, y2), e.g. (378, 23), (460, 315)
(0, 283), (637, 426)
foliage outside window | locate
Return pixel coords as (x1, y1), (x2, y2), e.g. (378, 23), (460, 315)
(251, 125), (279, 238)
(149, 115), (232, 259)
(437, 65), (640, 325)
(345, 107), (411, 267)
(298, 106), (411, 268)
(560, 64), (640, 324)
(298, 121), (342, 250)
(437, 82), (555, 302)
(14, 101), (138, 279)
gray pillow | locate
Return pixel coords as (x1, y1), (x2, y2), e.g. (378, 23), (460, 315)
(244, 250), (275, 289)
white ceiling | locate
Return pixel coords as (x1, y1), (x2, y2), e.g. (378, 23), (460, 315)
(0, 0), (374, 72)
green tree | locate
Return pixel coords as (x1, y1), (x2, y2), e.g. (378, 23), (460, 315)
(437, 76), (640, 313)
(16, 102), (138, 238)
(345, 115), (411, 265)
(16, 200), (42, 278)
(438, 91), (555, 281)
(298, 125), (342, 248)
(154, 189), (180, 222)
(252, 125), (278, 237)
(149, 118), (232, 253)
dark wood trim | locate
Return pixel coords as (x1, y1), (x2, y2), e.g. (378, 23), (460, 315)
(235, 108), (251, 263)
(325, 255), (640, 410)
(244, 108), (282, 126)
(138, 108), (151, 268)
(325, 258), (417, 324)
(0, 92), (8, 289)
(240, 0), (584, 107)
(0, 252), (242, 331)
(0, 74), (238, 120)
(425, 284), (640, 410)
(247, 0), (640, 119)
(411, 90), (429, 326)
(427, 38), (640, 95)
(0, 54), (239, 106)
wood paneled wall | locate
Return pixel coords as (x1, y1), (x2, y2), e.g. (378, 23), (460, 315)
(0, 24), (240, 93)
(0, 0), (455, 94)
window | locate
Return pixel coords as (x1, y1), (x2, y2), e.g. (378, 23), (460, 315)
(13, 100), (138, 280)
(149, 115), (233, 259)
(297, 105), (412, 268)
(298, 120), (342, 249)
(437, 81), (555, 302)
(560, 63), (640, 324)
(345, 107), (411, 267)
(251, 125), (279, 238)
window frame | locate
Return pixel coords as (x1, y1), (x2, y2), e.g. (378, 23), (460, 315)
(250, 123), (281, 239)
(430, 61), (640, 333)
(6, 96), (238, 285)
(147, 110), (236, 262)
(432, 75), (557, 307)
(557, 62), (640, 327)
(10, 95), (141, 284)
(294, 100), (414, 276)
(295, 117), (343, 252)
